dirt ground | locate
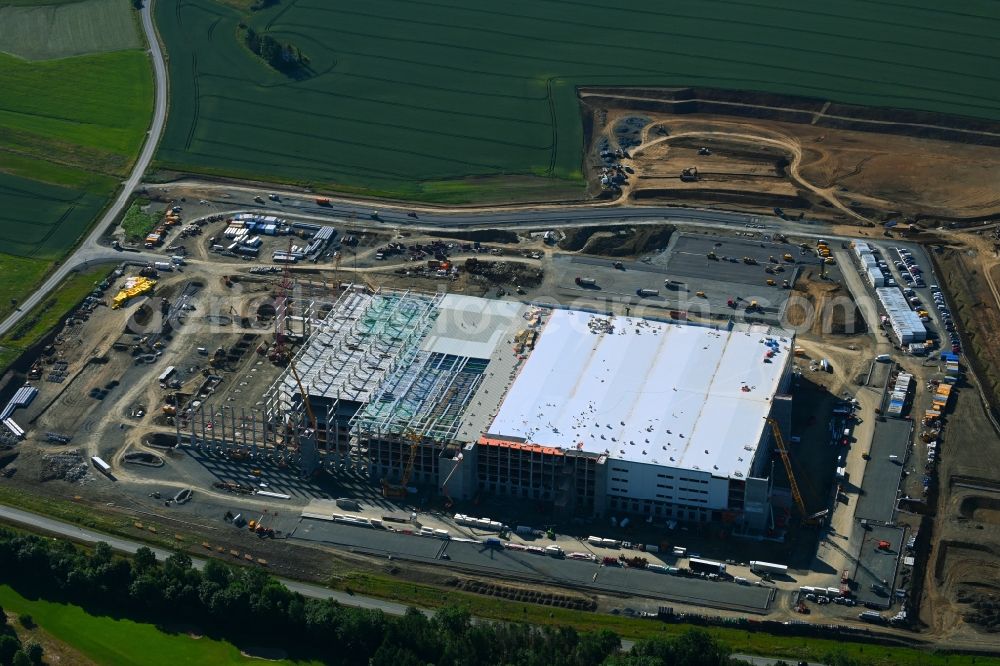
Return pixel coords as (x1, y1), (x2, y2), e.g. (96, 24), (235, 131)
(784, 269), (866, 337)
(586, 103), (1000, 226)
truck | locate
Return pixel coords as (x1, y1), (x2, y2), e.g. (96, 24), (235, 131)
(637, 288), (659, 297)
(170, 255), (186, 265)
(315, 197), (331, 206)
(688, 557), (726, 575)
(154, 261), (173, 272)
(750, 560), (788, 576)
(859, 611), (886, 624)
(575, 276), (597, 287)
(91, 456), (112, 475)
(875, 354), (891, 363)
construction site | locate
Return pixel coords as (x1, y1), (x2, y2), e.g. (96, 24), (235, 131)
(0, 182), (997, 654)
(177, 283), (802, 533)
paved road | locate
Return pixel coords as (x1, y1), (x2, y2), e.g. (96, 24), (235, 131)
(0, 0), (167, 337)
(0, 501), (833, 662)
(0, 503), (410, 614)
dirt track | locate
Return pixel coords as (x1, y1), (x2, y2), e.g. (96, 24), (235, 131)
(587, 102), (1000, 225)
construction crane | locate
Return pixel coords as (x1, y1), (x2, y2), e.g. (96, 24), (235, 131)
(764, 417), (828, 525)
(440, 449), (464, 509)
(288, 362), (317, 431)
(382, 430), (421, 499)
(269, 237), (295, 364)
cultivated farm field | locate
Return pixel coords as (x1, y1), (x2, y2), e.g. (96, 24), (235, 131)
(155, 0), (1000, 203)
(0, 0), (140, 61)
(0, 0), (153, 323)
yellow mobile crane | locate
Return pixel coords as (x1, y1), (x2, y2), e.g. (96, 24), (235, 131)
(764, 418), (829, 524)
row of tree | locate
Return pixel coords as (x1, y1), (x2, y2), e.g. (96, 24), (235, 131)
(0, 528), (861, 665)
(243, 26), (307, 72)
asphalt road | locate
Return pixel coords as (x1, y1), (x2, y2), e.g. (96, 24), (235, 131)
(0, 0), (167, 338)
(292, 519), (773, 614)
(0, 501), (831, 662)
(0, 502), (410, 614)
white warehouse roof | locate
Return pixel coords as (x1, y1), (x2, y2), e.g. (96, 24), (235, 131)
(487, 312), (792, 479)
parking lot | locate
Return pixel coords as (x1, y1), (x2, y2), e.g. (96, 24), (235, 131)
(290, 518), (774, 613)
(855, 417), (912, 523)
(853, 525), (905, 609)
(553, 232), (829, 322)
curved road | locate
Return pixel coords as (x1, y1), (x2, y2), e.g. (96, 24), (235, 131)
(0, 0), (168, 337)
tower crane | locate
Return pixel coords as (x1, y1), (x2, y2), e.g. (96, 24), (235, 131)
(764, 417), (828, 524)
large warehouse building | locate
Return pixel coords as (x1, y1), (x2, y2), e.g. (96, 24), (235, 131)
(181, 287), (794, 530)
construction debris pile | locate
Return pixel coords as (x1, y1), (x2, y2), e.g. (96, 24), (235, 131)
(40, 450), (89, 482)
(587, 317), (615, 335)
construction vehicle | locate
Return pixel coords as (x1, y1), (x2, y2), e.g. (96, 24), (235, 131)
(382, 430), (421, 499)
(743, 256), (758, 265)
(766, 279), (776, 286)
(680, 166), (698, 182)
(764, 265), (775, 274)
(765, 418), (828, 525)
(768, 255), (777, 263)
(782, 279), (790, 289)
(747, 300), (763, 313)
(315, 197), (331, 206)
(695, 291), (706, 298)
(612, 261), (624, 270)
(783, 253), (794, 262)
(824, 257), (836, 265)
(575, 276), (597, 287)
(706, 251), (718, 260)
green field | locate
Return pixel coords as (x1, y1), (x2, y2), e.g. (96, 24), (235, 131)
(153, 0), (1000, 202)
(0, 585), (315, 666)
(0, 265), (112, 372)
(0, 4), (153, 328)
(0, 0), (141, 61)
(0, 47), (153, 262)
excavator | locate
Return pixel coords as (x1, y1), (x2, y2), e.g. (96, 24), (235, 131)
(381, 430), (421, 499)
(764, 418), (829, 525)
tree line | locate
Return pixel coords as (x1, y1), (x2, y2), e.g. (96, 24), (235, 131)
(0, 528), (861, 665)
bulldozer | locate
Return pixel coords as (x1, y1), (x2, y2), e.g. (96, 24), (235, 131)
(680, 166), (698, 182)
